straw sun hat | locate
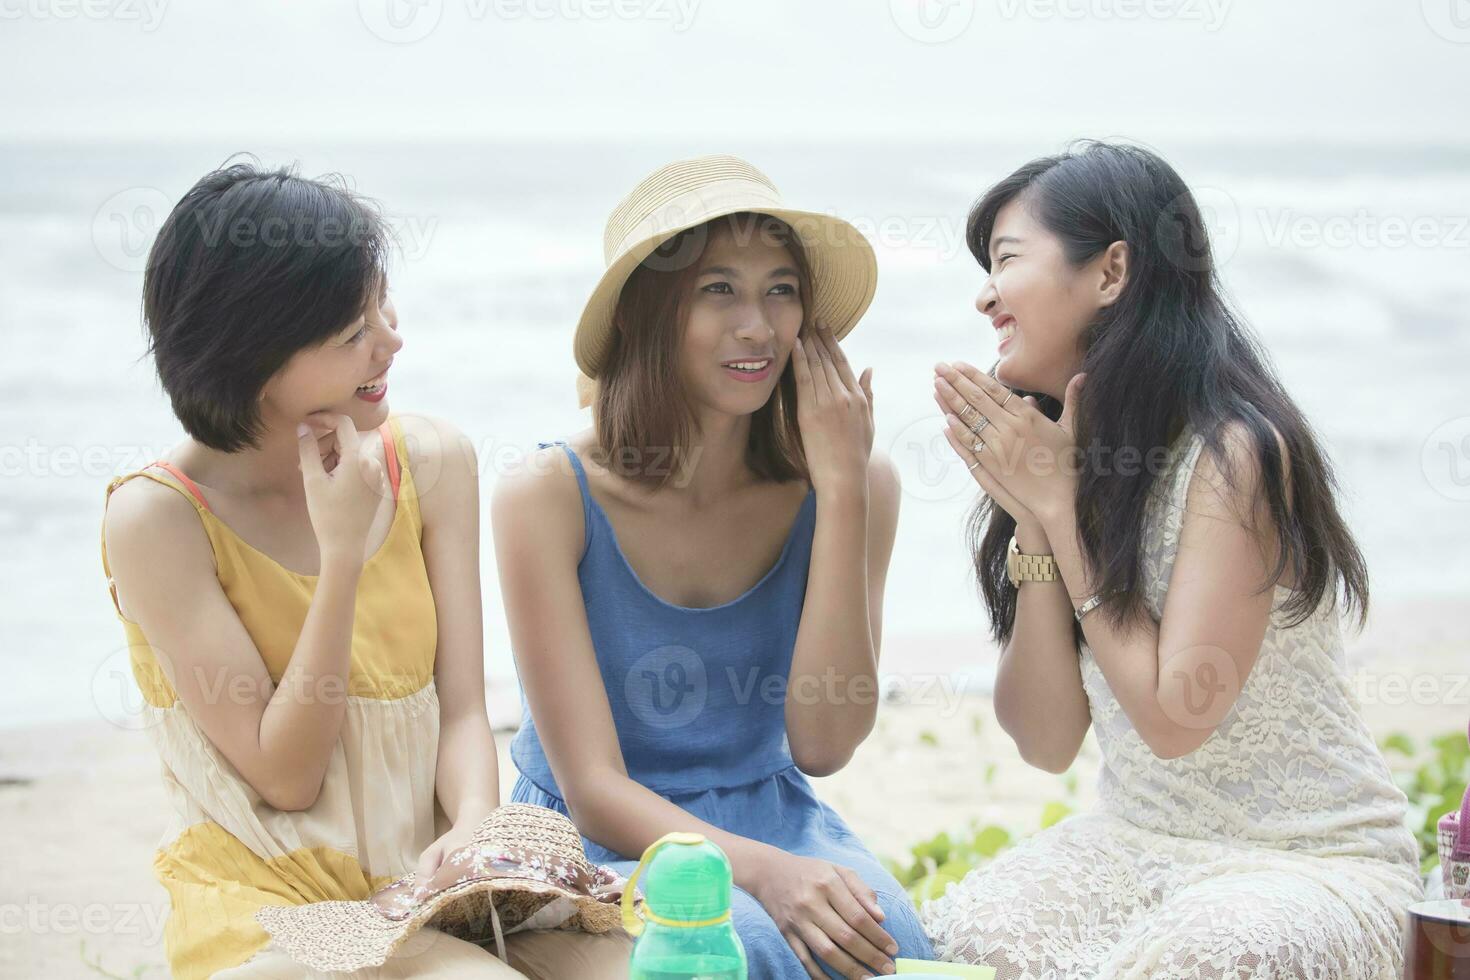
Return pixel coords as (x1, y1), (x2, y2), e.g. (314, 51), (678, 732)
(254, 804), (638, 973)
(573, 154), (878, 408)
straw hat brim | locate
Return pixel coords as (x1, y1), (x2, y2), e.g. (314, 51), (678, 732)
(573, 203), (877, 397)
(255, 874), (630, 974)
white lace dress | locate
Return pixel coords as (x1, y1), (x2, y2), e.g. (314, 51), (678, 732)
(921, 426), (1423, 979)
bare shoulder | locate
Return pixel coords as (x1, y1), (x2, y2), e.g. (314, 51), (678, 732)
(489, 432), (588, 559)
(104, 469), (216, 617)
(1192, 417), (1293, 522)
(391, 413), (480, 529)
(393, 412), (475, 473)
(106, 469), (210, 560)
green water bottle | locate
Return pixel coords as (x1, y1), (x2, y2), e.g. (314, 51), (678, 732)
(623, 832), (747, 980)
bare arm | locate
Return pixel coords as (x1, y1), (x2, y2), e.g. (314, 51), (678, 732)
(783, 323), (898, 776)
(991, 520), (1093, 773)
(785, 451), (900, 777)
(104, 416), (385, 810)
(932, 369), (1091, 774)
(1037, 422), (1287, 759)
(400, 415), (499, 829)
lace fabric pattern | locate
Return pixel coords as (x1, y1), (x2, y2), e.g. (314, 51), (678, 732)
(921, 427), (1423, 979)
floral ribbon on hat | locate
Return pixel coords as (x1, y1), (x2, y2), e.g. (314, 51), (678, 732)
(371, 841), (628, 959)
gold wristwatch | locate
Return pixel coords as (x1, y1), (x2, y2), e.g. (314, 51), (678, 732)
(1007, 534), (1058, 587)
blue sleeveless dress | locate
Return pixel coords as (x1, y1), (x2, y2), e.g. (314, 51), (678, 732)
(510, 440), (933, 978)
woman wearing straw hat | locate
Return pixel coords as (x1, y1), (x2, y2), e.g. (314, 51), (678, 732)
(494, 155), (935, 978)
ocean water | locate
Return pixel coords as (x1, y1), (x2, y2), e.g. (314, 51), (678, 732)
(2, 140), (1467, 729)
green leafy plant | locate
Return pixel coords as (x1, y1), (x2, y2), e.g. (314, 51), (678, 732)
(890, 723), (1468, 911)
(885, 796), (1076, 907)
(1380, 728), (1470, 875)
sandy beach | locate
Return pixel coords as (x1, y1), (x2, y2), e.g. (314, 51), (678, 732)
(2, 596), (1464, 979)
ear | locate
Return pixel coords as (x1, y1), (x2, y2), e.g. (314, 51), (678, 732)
(1097, 240), (1130, 307)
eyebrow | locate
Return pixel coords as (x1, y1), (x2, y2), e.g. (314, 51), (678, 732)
(990, 235), (1023, 254)
(698, 265), (800, 279)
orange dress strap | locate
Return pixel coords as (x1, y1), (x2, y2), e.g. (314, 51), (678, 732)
(138, 431), (396, 509)
(101, 463), (213, 622)
(378, 422), (401, 501)
(145, 460), (212, 512)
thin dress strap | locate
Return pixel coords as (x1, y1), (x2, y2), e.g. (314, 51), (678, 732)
(537, 440), (592, 560)
(102, 426), (400, 622)
(101, 463), (212, 621)
(379, 422), (401, 502)
(1169, 429), (1206, 514)
(146, 461), (211, 511)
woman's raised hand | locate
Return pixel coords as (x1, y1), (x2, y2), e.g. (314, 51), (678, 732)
(791, 320), (874, 495)
(934, 363), (1085, 532)
(296, 412), (386, 566)
(933, 369), (1040, 531)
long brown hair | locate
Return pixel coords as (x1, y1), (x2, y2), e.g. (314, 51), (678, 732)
(591, 211), (813, 489)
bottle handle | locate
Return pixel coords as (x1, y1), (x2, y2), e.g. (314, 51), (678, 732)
(620, 831), (706, 936)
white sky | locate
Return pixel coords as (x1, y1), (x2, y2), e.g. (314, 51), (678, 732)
(0, 0), (1464, 145)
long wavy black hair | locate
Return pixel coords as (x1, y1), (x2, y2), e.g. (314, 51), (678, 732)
(967, 140), (1369, 644)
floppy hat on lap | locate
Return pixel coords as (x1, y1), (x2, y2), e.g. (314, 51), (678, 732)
(254, 804), (637, 972)
(573, 153), (878, 408)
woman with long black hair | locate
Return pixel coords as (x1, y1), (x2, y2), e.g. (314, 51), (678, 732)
(921, 141), (1422, 978)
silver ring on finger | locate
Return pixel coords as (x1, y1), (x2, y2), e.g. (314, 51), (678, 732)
(967, 416), (990, 436)
(1001, 391), (1014, 408)
(957, 403), (980, 423)
(967, 458), (981, 470)
(971, 438), (985, 453)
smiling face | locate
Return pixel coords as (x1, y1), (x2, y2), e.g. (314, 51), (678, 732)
(259, 279), (404, 433)
(677, 219), (805, 416)
(978, 196), (1113, 398)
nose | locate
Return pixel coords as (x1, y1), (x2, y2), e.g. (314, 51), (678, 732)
(975, 276), (999, 316)
(733, 305), (776, 345)
(380, 321), (404, 357)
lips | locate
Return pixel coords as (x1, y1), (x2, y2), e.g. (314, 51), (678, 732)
(355, 381), (387, 403)
(355, 365), (390, 402)
(357, 364), (391, 390)
(994, 315), (1017, 349)
(721, 357), (774, 383)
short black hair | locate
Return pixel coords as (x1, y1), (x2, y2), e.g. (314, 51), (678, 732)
(142, 158), (389, 451)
